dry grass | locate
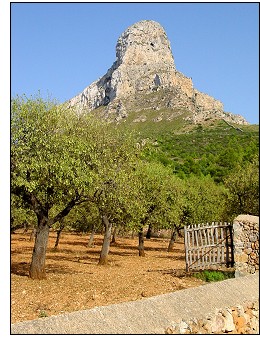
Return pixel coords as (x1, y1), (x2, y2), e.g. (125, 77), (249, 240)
(11, 230), (205, 324)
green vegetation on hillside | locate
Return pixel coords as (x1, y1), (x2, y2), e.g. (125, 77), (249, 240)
(140, 119), (259, 183)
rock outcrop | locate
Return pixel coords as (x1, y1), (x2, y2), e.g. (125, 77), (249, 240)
(68, 20), (248, 125)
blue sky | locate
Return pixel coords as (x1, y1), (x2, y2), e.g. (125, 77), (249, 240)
(11, 2), (259, 124)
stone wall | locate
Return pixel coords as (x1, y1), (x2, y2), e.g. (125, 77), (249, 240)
(233, 215), (259, 277)
(165, 300), (259, 334)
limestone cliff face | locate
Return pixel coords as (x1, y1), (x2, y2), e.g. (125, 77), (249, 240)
(68, 20), (248, 125)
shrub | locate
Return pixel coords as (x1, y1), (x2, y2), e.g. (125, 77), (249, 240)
(193, 270), (234, 282)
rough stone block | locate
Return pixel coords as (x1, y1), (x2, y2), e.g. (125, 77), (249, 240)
(211, 314), (225, 333)
(235, 253), (249, 263)
(222, 309), (235, 332)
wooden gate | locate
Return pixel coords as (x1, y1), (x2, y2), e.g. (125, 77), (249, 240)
(184, 222), (234, 272)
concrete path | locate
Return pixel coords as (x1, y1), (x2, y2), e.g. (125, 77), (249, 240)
(11, 273), (259, 334)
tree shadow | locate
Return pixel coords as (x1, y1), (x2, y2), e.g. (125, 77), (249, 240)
(108, 243), (138, 252)
(111, 242), (162, 252)
(147, 267), (191, 278)
(154, 254), (186, 261)
(108, 249), (136, 256)
(58, 239), (103, 247)
(10, 260), (95, 276)
(11, 262), (30, 277)
(112, 242), (184, 254)
(48, 248), (83, 255)
(11, 246), (34, 255)
(44, 264), (92, 274)
(164, 248), (184, 254)
(47, 253), (99, 265)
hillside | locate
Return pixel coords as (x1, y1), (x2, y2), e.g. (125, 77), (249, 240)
(117, 114), (259, 183)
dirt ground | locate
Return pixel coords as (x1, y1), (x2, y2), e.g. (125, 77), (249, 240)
(11, 230), (206, 324)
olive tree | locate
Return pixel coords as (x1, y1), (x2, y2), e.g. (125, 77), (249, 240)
(90, 129), (144, 264)
(11, 95), (145, 275)
(182, 175), (228, 225)
(134, 161), (185, 255)
(11, 96), (105, 279)
(223, 156), (259, 219)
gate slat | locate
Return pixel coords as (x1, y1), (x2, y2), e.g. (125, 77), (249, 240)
(211, 226), (215, 264)
(184, 226), (188, 271)
(199, 229), (205, 267)
(207, 227), (211, 265)
(221, 225), (224, 263)
(202, 228), (207, 266)
(188, 231), (192, 269)
(215, 226), (220, 263)
(194, 230), (200, 268)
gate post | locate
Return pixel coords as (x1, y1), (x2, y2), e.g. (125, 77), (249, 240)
(228, 224), (234, 268)
(225, 224), (234, 268)
(184, 226), (189, 272)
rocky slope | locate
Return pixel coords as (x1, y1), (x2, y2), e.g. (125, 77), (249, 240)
(67, 20), (248, 126)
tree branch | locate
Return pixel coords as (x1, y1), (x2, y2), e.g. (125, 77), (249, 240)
(49, 198), (78, 226)
(49, 194), (93, 226)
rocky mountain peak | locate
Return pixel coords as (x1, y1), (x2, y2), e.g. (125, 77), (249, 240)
(115, 20), (175, 69)
(68, 20), (248, 126)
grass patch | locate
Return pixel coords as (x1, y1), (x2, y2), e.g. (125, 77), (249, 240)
(193, 269), (235, 282)
(38, 310), (48, 318)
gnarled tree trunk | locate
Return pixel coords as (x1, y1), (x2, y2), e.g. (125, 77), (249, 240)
(54, 222), (64, 249)
(29, 213), (50, 279)
(30, 228), (36, 241)
(27, 194), (80, 279)
(98, 215), (112, 265)
(87, 226), (96, 247)
(111, 227), (117, 244)
(167, 229), (177, 252)
(138, 227), (145, 257)
(146, 223), (153, 239)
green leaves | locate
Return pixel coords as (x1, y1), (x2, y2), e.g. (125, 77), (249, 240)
(223, 155), (259, 218)
(133, 161), (185, 229)
(11, 96), (93, 216)
(182, 175), (227, 224)
(11, 95), (142, 227)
